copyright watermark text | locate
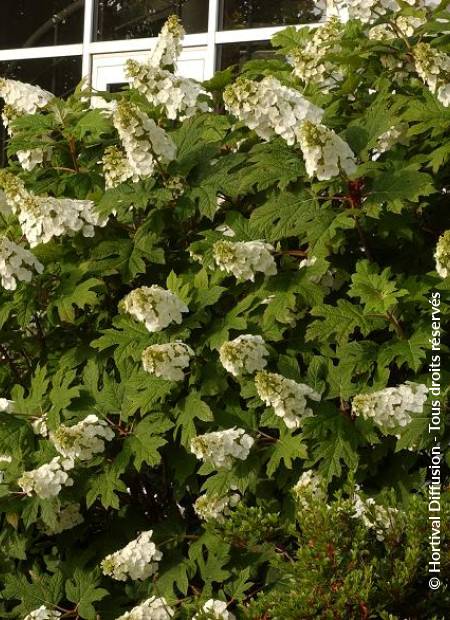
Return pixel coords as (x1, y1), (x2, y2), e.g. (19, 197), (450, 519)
(428, 292), (442, 590)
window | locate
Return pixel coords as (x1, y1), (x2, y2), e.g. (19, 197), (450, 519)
(219, 0), (325, 30)
(0, 1), (85, 49)
(95, 0), (209, 41)
(217, 41), (277, 72)
(0, 58), (82, 96)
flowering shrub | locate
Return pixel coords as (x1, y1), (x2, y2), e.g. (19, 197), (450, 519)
(0, 3), (449, 618)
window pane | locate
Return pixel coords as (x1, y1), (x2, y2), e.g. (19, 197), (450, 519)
(0, 57), (82, 166)
(219, 0), (325, 30)
(95, 0), (208, 41)
(0, 57), (82, 97)
(217, 41), (277, 71)
(0, 1), (85, 49)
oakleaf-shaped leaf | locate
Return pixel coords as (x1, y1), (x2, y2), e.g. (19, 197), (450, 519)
(306, 300), (379, 344)
(66, 568), (108, 620)
(349, 260), (407, 313)
(266, 431), (307, 477)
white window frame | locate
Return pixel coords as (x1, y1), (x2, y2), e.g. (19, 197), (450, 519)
(0, 0), (323, 83)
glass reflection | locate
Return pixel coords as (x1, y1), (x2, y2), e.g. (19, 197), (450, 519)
(217, 41), (277, 71)
(220, 0), (325, 30)
(0, 1), (85, 49)
(95, 0), (208, 41)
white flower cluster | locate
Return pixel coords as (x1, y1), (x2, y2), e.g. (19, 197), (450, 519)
(0, 236), (43, 290)
(50, 415), (114, 463)
(413, 42), (450, 107)
(18, 457), (74, 499)
(332, 0), (438, 25)
(435, 230), (450, 278)
(116, 597), (174, 620)
(255, 371), (321, 430)
(113, 101), (177, 180)
(219, 334), (269, 377)
(101, 531), (163, 581)
(213, 240), (277, 282)
(223, 76), (323, 145)
(102, 145), (137, 189)
(192, 598), (236, 620)
(369, 14), (425, 41)
(32, 414), (49, 437)
(23, 606), (61, 620)
(148, 14), (185, 68)
(289, 18), (343, 91)
(0, 78), (53, 115)
(296, 120), (357, 181)
(121, 285), (189, 332)
(353, 493), (399, 541)
(193, 600), (236, 620)
(333, 0), (398, 23)
(352, 382), (428, 432)
(126, 60), (210, 121)
(293, 470), (325, 508)
(375, 123), (409, 154)
(194, 491), (240, 522)
(120, 16), (210, 120)
(142, 342), (194, 381)
(16, 147), (52, 173)
(0, 398), (13, 412)
(0, 78), (54, 172)
(191, 428), (254, 470)
(0, 171), (107, 247)
(43, 502), (84, 535)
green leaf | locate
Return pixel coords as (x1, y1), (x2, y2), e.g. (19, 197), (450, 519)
(189, 531), (231, 585)
(91, 315), (153, 369)
(48, 367), (81, 426)
(306, 411), (360, 482)
(250, 191), (317, 241)
(0, 300), (14, 329)
(121, 368), (173, 419)
(206, 294), (256, 349)
(65, 568), (108, 620)
(306, 357), (328, 397)
(11, 365), (49, 416)
(97, 180), (155, 218)
(175, 392), (214, 448)
(54, 276), (103, 323)
(72, 109), (112, 141)
(266, 431), (308, 477)
(306, 300), (380, 345)
(325, 359), (356, 400)
(2, 570), (64, 616)
(86, 452), (128, 509)
(365, 167), (435, 214)
(395, 411), (430, 452)
(235, 140), (304, 192)
(157, 552), (194, 597)
(378, 329), (428, 372)
(271, 25), (310, 52)
(225, 567), (254, 601)
(349, 260), (407, 313)
(124, 412), (173, 469)
(128, 223), (165, 277)
(346, 92), (399, 153)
